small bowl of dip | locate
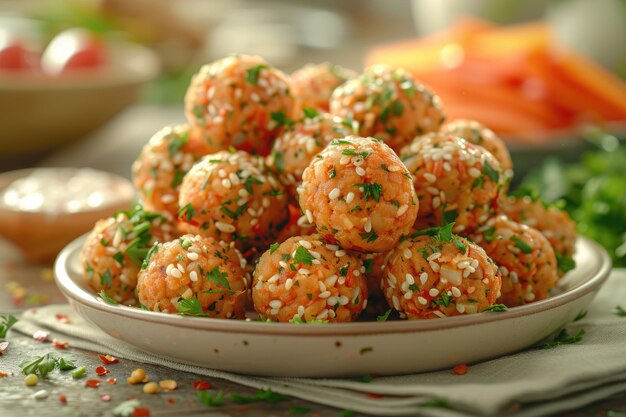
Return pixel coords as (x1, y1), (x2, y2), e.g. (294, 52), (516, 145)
(0, 167), (135, 263)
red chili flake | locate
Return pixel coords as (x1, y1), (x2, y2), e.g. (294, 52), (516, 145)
(98, 354), (119, 364)
(365, 392), (384, 399)
(166, 398), (175, 404)
(55, 313), (71, 323)
(0, 341), (9, 355)
(106, 377), (117, 385)
(0, 372), (8, 378)
(95, 366), (110, 376)
(192, 380), (212, 391)
(86, 379), (101, 388)
(33, 330), (50, 342)
(100, 394), (111, 402)
(132, 407), (151, 417)
(453, 364), (469, 375)
(59, 395), (67, 404)
(53, 339), (69, 349)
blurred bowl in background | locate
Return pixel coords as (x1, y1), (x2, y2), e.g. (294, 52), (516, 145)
(0, 41), (159, 170)
(0, 167), (135, 263)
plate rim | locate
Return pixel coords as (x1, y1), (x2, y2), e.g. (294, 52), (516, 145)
(54, 235), (612, 337)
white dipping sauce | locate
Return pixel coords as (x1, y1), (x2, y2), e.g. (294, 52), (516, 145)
(1, 168), (127, 214)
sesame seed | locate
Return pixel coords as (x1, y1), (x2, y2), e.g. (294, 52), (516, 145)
(423, 173), (437, 183)
(325, 275), (338, 286)
(353, 270), (361, 277)
(427, 252), (441, 261)
(270, 308), (279, 316)
(299, 240), (312, 249)
(345, 192), (355, 203)
(318, 281), (326, 292)
(319, 291), (331, 299)
(404, 291), (413, 300)
(401, 281), (409, 292)
(166, 264), (174, 275)
(218, 169), (227, 178)
(364, 218), (372, 233)
(316, 309), (329, 320)
(284, 278), (294, 290)
(299, 269), (311, 275)
(328, 187), (341, 200)
(187, 252), (199, 261)
(310, 251), (321, 259)
(181, 288), (192, 299)
(397, 204), (409, 216)
(417, 296), (428, 305)
(463, 268), (472, 278)
(389, 165), (402, 172)
(268, 274), (279, 283)
(429, 288), (439, 297)
(189, 271), (198, 282)
(161, 194), (176, 204)
(429, 261), (440, 272)
(510, 271), (519, 283)
(420, 272), (428, 285)
(269, 300), (283, 309)
(451, 287), (462, 298)
(221, 179), (232, 189)
(305, 209), (313, 223)
(215, 222), (236, 233)
(338, 295), (349, 305)
(405, 273), (415, 285)
(177, 263), (185, 273)
(453, 224), (466, 233)
(457, 260), (470, 269)
(432, 196), (441, 208)
(335, 250), (346, 257)
(170, 268), (182, 279)
(403, 248), (412, 259)
(443, 162), (452, 171)
(456, 304), (466, 314)
(387, 272), (397, 284)
(356, 166), (366, 176)
(426, 186), (439, 195)
(392, 295), (400, 310)
(327, 296), (338, 306)
(339, 156), (350, 165)
(297, 305), (305, 316)
(468, 167), (481, 178)
(433, 310), (447, 318)
(482, 278), (490, 284)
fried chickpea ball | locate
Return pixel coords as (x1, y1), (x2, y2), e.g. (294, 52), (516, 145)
(291, 62), (357, 113)
(137, 234), (249, 318)
(441, 119), (513, 184)
(298, 136), (418, 253)
(80, 206), (172, 304)
(252, 235), (368, 322)
(184, 54), (293, 155)
(266, 111), (350, 198)
(501, 195), (577, 276)
(178, 150), (289, 252)
(330, 64), (445, 152)
(381, 228), (501, 319)
(400, 133), (503, 234)
(470, 215), (558, 307)
(132, 124), (215, 218)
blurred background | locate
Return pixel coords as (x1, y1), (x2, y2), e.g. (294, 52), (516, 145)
(1, 0), (626, 274)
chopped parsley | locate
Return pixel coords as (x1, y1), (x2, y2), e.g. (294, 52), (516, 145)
(244, 175), (263, 194)
(20, 353), (59, 378)
(376, 310), (391, 322)
(453, 238), (467, 253)
(177, 297), (207, 317)
(391, 100), (404, 116)
(483, 227), (496, 242)
(363, 258), (373, 274)
(359, 231), (378, 242)
(339, 263), (350, 276)
(270, 243), (280, 254)
(432, 292), (452, 307)
(331, 138), (351, 145)
(355, 183), (382, 202)
(270, 111), (295, 128)
(197, 390), (224, 406)
(294, 246), (314, 266)
(112, 251), (125, 265)
(245, 64), (268, 85)
(302, 107), (319, 118)
(511, 236), (533, 254)
(141, 243), (160, 270)
(220, 203), (247, 220)
(99, 269), (112, 287)
(272, 151), (285, 173)
(574, 310), (588, 321)
(483, 304), (508, 312)
(556, 253), (576, 274)
(482, 160), (500, 184)
(229, 389), (289, 405)
(614, 306), (626, 317)
(341, 149), (370, 159)
(539, 328), (585, 349)
(98, 290), (118, 305)
(178, 203), (197, 223)
(206, 266), (230, 289)
(442, 208), (458, 225)
(328, 167), (336, 179)
(168, 131), (189, 157)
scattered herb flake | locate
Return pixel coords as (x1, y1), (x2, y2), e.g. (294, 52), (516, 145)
(177, 298), (207, 317)
(359, 231), (378, 242)
(289, 405), (312, 414)
(0, 315), (17, 338)
(342, 149), (370, 159)
(574, 310), (588, 322)
(511, 236), (533, 254)
(270, 243), (280, 254)
(302, 107), (319, 118)
(220, 204), (247, 220)
(197, 390), (224, 406)
(442, 209), (458, 225)
(482, 160), (500, 184)
(432, 292), (452, 307)
(271, 111), (295, 128)
(355, 183), (382, 202)
(539, 328), (585, 349)
(206, 266), (230, 289)
(328, 167), (336, 179)
(483, 227), (496, 242)
(245, 64), (268, 85)
(141, 243), (160, 270)
(483, 304), (508, 312)
(178, 203), (197, 223)
(99, 269), (112, 287)
(294, 246), (314, 266)
(376, 310), (391, 322)
(363, 258), (373, 274)
(98, 291), (118, 305)
(614, 306), (626, 317)
(556, 253), (576, 274)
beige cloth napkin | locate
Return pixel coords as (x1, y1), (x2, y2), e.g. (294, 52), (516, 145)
(13, 269), (626, 416)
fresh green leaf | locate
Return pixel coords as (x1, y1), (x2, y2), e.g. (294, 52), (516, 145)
(376, 310), (391, 322)
(245, 64), (268, 85)
(0, 315), (17, 338)
(302, 107), (319, 118)
(197, 390), (224, 406)
(539, 328), (585, 349)
(57, 357), (77, 371)
(355, 182), (382, 202)
(442, 209), (458, 225)
(432, 292), (452, 307)
(141, 243), (160, 270)
(294, 246), (315, 266)
(483, 227), (496, 242)
(359, 231), (378, 242)
(206, 266), (230, 289)
(453, 238), (467, 253)
(177, 297), (207, 317)
(342, 149), (370, 159)
(20, 353), (57, 378)
(112, 251), (125, 265)
(511, 236), (533, 254)
(98, 290), (118, 305)
(328, 167), (336, 179)
(270, 243), (280, 254)
(483, 304), (508, 312)
(229, 389), (290, 405)
(271, 111), (295, 128)
(220, 203), (247, 220)
(556, 253), (576, 274)
(272, 151), (285, 173)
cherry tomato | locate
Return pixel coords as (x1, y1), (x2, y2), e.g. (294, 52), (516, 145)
(0, 30), (39, 71)
(41, 28), (107, 75)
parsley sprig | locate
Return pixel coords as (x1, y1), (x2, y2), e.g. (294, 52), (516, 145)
(539, 328), (585, 349)
(20, 353), (77, 378)
(0, 315), (17, 338)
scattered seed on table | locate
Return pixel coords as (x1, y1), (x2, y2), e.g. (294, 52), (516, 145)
(24, 373), (38, 386)
(143, 382), (159, 395)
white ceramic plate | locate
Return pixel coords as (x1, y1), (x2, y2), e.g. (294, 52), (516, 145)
(55, 236), (611, 377)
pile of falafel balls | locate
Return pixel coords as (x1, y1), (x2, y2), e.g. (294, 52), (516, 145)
(80, 55), (577, 323)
